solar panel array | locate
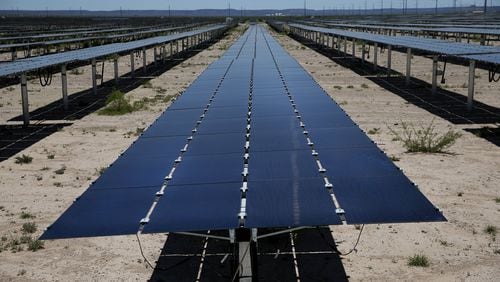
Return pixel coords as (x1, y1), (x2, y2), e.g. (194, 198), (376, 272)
(316, 21), (500, 36)
(289, 23), (500, 66)
(40, 25), (444, 240)
(0, 24), (200, 50)
(0, 25), (227, 78)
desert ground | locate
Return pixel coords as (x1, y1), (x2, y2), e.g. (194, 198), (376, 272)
(0, 22), (499, 281)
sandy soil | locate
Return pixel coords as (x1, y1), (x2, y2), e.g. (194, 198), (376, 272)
(0, 25), (247, 281)
(270, 27), (500, 281)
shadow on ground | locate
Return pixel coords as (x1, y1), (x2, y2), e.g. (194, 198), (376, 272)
(0, 35), (225, 162)
(287, 34), (500, 129)
(150, 228), (348, 282)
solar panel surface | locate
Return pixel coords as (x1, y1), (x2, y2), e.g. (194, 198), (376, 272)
(41, 24), (444, 240)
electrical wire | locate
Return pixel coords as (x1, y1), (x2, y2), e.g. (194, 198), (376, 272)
(317, 225), (364, 256)
(489, 66), (500, 83)
(136, 232), (155, 269)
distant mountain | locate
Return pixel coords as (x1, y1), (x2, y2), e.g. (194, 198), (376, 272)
(0, 7), (499, 17)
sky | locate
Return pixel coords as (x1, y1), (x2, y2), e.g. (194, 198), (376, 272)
(0, 0), (497, 11)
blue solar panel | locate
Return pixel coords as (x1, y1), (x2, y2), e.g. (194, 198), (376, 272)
(249, 150), (320, 181)
(188, 133), (244, 155)
(245, 178), (342, 228)
(143, 183), (241, 233)
(168, 153), (243, 186)
(41, 24), (444, 241)
(333, 174), (446, 224)
(40, 187), (157, 239)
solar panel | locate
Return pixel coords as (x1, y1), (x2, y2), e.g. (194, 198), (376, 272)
(0, 25), (228, 77)
(41, 24), (444, 240)
(288, 23), (500, 66)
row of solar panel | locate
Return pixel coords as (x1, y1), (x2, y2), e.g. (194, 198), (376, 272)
(40, 24), (444, 240)
(317, 22), (500, 36)
(0, 24), (201, 50)
(0, 25), (228, 78)
(289, 23), (500, 65)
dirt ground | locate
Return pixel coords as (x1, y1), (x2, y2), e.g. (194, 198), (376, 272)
(0, 22), (499, 281)
(269, 27), (500, 281)
(0, 25), (247, 281)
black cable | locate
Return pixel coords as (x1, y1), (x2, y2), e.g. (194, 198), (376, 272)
(317, 225), (364, 256)
(489, 66), (500, 83)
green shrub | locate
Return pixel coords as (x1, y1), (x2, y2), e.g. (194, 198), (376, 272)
(407, 255), (429, 267)
(15, 154), (33, 164)
(20, 212), (35, 219)
(27, 240), (44, 252)
(98, 90), (139, 116)
(484, 225), (497, 237)
(21, 222), (37, 234)
(389, 120), (461, 153)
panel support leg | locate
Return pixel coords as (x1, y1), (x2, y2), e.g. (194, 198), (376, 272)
(432, 55), (438, 95)
(373, 43), (378, 71)
(406, 48), (412, 86)
(20, 73), (29, 126)
(114, 58), (119, 84)
(130, 52), (135, 77)
(352, 40), (356, 58)
(11, 48), (17, 61)
(361, 43), (365, 65)
(61, 64), (69, 111)
(153, 47), (157, 64)
(467, 60), (476, 111)
(91, 58), (97, 95)
(387, 45), (392, 77)
(142, 48), (147, 73)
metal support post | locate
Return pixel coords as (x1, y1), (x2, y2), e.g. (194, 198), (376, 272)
(406, 48), (412, 86)
(361, 43), (365, 64)
(432, 55), (438, 95)
(130, 52), (135, 77)
(61, 64), (68, 111)
(91, 58), (97, 94)
(467, 60), (476, 111)
(373, 43), (378, 71)
(387, 45), (392, 77)
(20, 73), (29, 126)
(113, 57), (119, 84)
(142, 48), (147, 72)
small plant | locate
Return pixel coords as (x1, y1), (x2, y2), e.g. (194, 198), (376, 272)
(407, 254), (430, 267)
(98, 167), (107, 175)
(388, 120), (461, 153)
(20, 212), (35, 219)
(17, 269), (26, 276)
(495, 197), (500, 203)
(69, 68), (84, 75)
(484, 225), (497, 237)
(15, 154), (33, 164)
(457, 192), (463, 197)
(6, 86), (15, 91)
(21, 222), (37, 234)
(347, 85), (354, 89)
(19, 235), (32, 244)
(333, 85), (342, 90)
(368, 128), (380, 135)
(53, 182), (62, 187)
(27, 239), (44, 252)
(54, 166), (66, 175)
(439, 240), (450, 246)
(47, 154), (55, 159)
(361, 83), (369, 89)
(339, 101), (348, 106)
(98, 90), (143, 116)
(390, 155), (400, 162)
